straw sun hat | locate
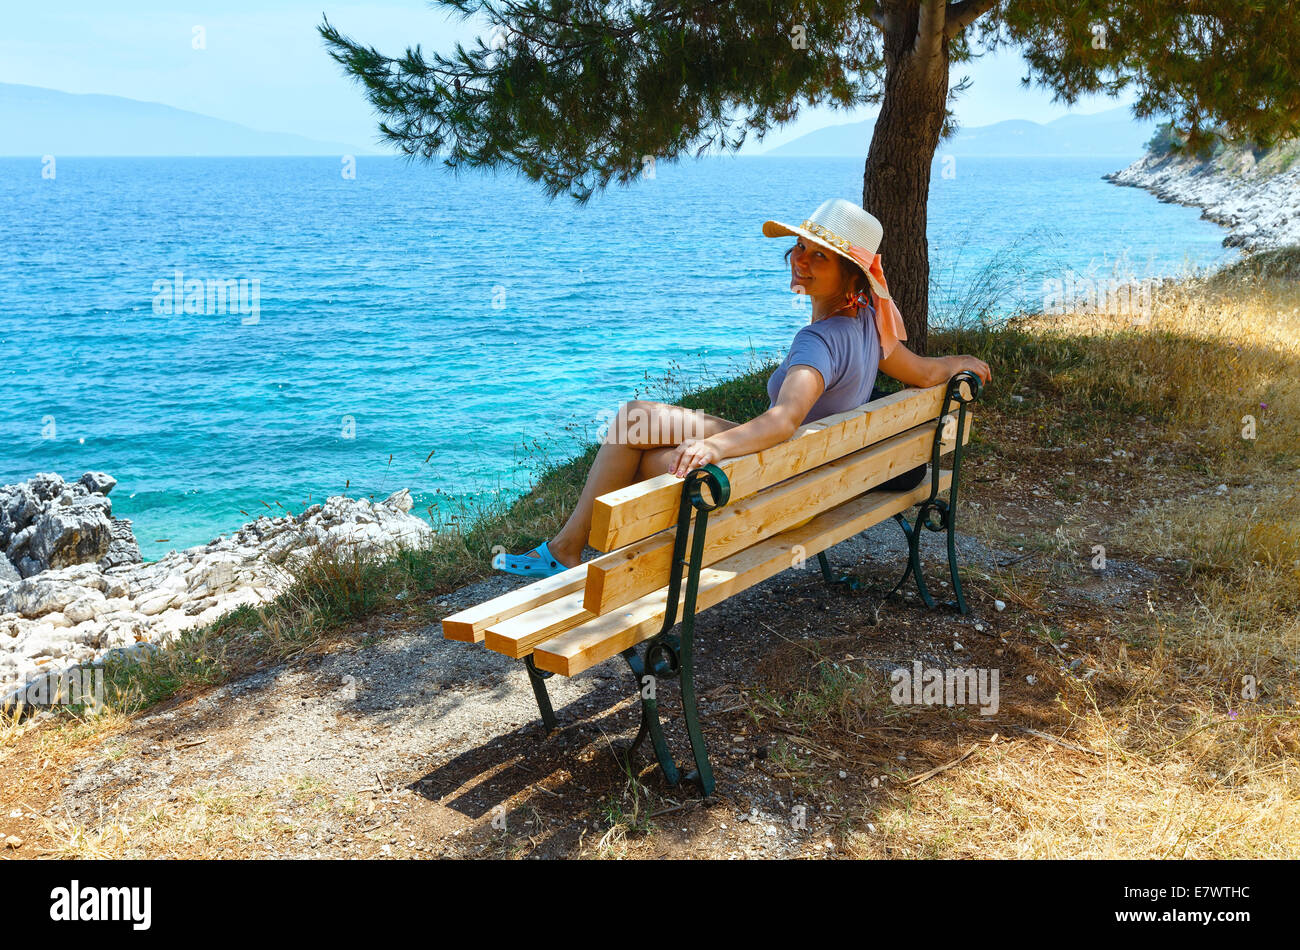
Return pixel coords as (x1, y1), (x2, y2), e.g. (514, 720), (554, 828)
(762, 197), (908, 358)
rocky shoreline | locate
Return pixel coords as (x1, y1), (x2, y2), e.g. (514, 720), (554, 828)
(1104, 143), (1300, 252)
(1, 472), (433, 704)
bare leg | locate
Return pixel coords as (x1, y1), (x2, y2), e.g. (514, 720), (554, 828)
(544, 439), (642, 566)
(539, 401), (738, 567)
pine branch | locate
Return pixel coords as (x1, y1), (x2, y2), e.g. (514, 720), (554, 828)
(915, 0), (947, 61)
(944, 0), (999, 38)
(322, 0), (1300, 206)
(319, 2), (884, 204)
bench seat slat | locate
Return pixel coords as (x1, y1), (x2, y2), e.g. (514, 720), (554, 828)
(588, 384), (949, 551)
(440, 562), (589, 643)
(530, 471), (952, 676)
(484, 592), (590, 658)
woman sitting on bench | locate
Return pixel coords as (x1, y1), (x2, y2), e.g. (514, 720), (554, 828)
(495, 198), (992, 578)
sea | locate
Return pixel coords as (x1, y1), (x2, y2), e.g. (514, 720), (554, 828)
(0, 154), (1237, 559)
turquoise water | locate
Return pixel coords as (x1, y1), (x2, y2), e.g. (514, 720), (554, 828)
(1, 155), (1236, 558)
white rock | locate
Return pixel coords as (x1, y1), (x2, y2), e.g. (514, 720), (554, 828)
(1106, 145), (1300, 251)
(63, 593), (107, 625)
(135, 590), (178, 617)
(385, 488), (415, 513)
(101, 626), (138, 649)
(152, 608), (190, 635)
(17, 626), (58, 659)
(0, 488), (434, 697)
(1, 577), (87, 618)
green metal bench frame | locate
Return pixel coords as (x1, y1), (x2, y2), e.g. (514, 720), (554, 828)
(525, 371), (983, 796)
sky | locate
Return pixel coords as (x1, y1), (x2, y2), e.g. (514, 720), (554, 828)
(0, 1), (1138, 153)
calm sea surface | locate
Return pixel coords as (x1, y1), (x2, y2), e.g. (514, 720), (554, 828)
(1, 155), (1236, 558)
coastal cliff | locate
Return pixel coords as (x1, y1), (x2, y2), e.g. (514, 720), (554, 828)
(0, 473), (433, 703)
(1104, 128), (1300, 252)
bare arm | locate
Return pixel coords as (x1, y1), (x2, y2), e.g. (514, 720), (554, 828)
(667, 343), (992, 478)
(879, 343), (991, 389)
(667, 364), (824, 477)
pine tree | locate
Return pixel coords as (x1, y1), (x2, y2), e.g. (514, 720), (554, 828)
(321, 1), (1300, 353)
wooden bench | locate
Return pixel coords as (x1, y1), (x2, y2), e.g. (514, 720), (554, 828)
(442, 371), (983, 795)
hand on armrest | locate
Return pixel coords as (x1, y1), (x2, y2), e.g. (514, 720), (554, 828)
(880, 344), (992, 388)
(669, 364), (823, 477)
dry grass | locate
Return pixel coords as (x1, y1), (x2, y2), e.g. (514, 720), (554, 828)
(856, 733), (1298, 859)
(1030, 267), (1300, 464)
(829, 256), (1300, 858)
(846, 643), (1300, 859)
(0, 705), (132, 763)
(36, 777), (340, 859)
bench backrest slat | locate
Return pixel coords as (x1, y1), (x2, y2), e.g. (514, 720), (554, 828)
(583, 418), (968, 616)
(588, 383), (948, 551)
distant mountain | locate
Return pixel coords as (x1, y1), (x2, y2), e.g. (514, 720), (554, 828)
(0, 83), (378, 156)
(762, 106), (1159, 158)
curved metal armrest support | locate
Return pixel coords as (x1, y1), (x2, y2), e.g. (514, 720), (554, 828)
(652, 464), (731, 639)
(916, 370), (983, 527)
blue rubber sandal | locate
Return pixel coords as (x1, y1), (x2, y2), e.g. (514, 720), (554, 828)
(493, 540), (570, 578)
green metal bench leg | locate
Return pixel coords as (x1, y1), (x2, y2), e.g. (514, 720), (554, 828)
(816, 550), (861, 591)
(617, 465), (729, 797)
(677, 651), (714, 796)
(620, 646), (680, 787)
(523, 654), (558, 733)
(946, 504), (969, 615)
(816, 550), (834, 583)
(942, 398), (972, 615)
(889, 512), (936, 608)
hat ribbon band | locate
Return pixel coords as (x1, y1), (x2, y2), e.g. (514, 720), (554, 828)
(800, 219), (858, 253)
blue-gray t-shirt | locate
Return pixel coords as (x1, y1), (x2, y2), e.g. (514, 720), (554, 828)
(766, 307), (881, 425)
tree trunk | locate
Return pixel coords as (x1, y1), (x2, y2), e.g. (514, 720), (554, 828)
(863, 1), (951, 356)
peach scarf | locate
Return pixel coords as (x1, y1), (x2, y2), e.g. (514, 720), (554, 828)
(850, 246), (908, 361)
